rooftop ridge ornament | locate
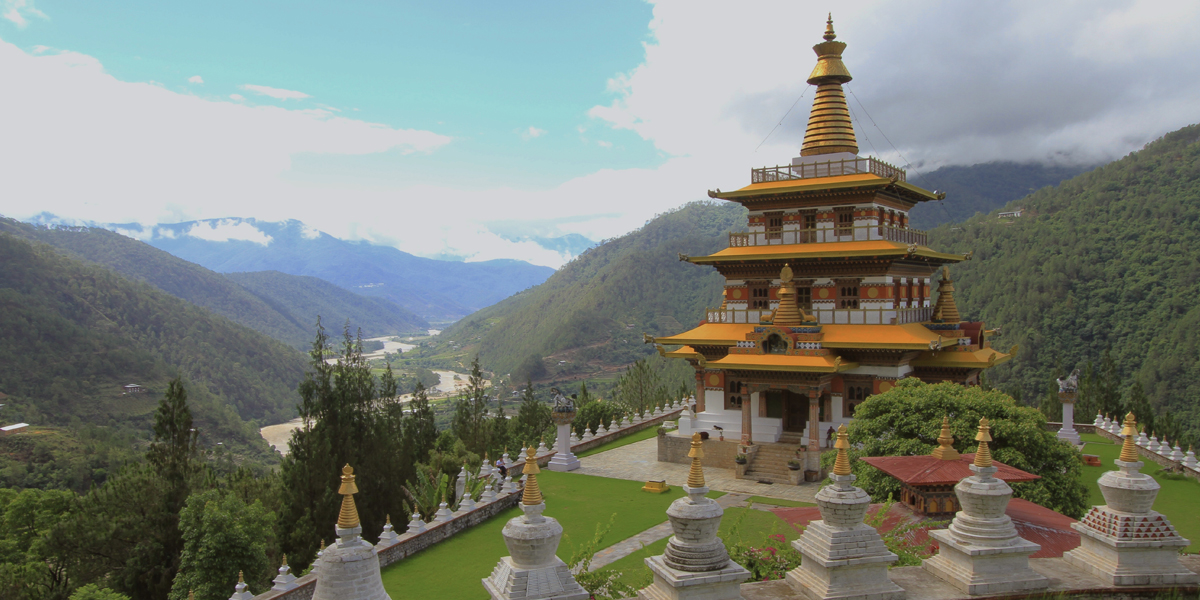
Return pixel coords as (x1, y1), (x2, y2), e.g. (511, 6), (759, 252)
(337, 463), (360, 529)
(832, 423), (852, 475)
(973, 417), (992, 468)
(801, 14), (858, 157)
(931, 415), (960, 460)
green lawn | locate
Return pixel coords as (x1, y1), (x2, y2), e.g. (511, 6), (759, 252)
(745, 496), (816, 508)
(1080, 434), (1199, 552)
(380, 469), (708, 600)
(602, 505), (805, 588)
(575, 424), (663, 458)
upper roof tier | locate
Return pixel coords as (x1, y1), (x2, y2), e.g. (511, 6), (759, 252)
(709, 164), (945, 205)
(685, 239), (966, 266)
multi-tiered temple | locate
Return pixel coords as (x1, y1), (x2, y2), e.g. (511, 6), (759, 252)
(650, 17), (1011, 469)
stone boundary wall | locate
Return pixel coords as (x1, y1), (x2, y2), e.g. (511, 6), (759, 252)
(1045, 422), (1098, 435)
(658, 433), (739, 467)
(251, 406), (687, 600)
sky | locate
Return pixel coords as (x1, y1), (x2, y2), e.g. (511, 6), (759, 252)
(2, 0), (1199, 268)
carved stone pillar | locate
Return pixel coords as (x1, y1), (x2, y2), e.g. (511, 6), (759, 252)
(807, 389), (821, 471)
(1057, 391), (1081, 445)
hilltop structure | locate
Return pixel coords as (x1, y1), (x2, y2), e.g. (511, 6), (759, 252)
(648, 16), (1010, 470)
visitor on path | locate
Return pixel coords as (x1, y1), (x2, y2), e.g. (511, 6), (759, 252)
(826, 426), (835, 448)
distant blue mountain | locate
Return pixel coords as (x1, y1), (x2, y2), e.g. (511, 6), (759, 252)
(108, 218), (556, 321)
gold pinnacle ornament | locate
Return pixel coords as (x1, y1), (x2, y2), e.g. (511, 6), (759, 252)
(282, 554), (288, 566)
(773, 264), (805, 327)
(238, 571), (244, 583)
(521, 446), (543, 505)
(1119, 412), (1140, 463)
(337, 463), (360, 529)
(931, 415), (960, 460)
(801, 14), (857, 156)
(832, 423), (852, 476)
(973, 417), (993, 468)
(687, 432), (706, 488)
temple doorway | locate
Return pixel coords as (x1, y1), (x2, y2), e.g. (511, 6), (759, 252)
(782, 391), (809, 433)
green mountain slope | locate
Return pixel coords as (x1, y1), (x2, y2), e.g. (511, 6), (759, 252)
(441, 202), (745, 380)
(930, 124), (1200, 438)
(0, 232), (307, 445)
(908, 162), (1093, 229)
(0, 220), (427, 348)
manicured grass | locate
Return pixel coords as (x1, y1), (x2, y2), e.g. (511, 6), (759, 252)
(603, 506), (805, 588)
(380, 469), (704, 600)
(745, 496), (816, 508)
(1081, 436), (1199, 552)
(575, 425), (663, 458)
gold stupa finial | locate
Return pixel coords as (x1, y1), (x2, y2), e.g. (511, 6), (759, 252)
(687, 432), (706, 488)
(188, 590), (195, 600)
(801, 15), (856, 157)
(337, 463), (360, 529)
(521, 446), (543, 505)
(931, 415), (960, 460)
(1119, 413), (1140, 462)
(832, 424), (852, 476)
(930, 267), (961, 324)
(720, 288), (728, 310)
(238, 571), (244, 584)
(973, 417), (993, 468)
(282, 554), (288, 566)
(773, 264), (805, 327)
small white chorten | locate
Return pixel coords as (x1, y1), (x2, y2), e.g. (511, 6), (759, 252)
(272, 556), (298, 591)
(311, 465), (392, 600)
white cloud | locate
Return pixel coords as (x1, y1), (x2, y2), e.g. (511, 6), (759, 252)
(154, 227), (177, 239)
(186, 220), (273, 245)
(299, 223), (322, 240)
(187, 75), (203, 84)
(597, 140), (612, 148)
(239, 83), (311, 100)
(228, 93), (244, 101)
(3, 0), (46, 29)
(520, 126), (547, 140)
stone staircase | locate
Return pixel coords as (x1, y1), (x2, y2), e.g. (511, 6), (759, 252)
(743, 443), (804, 484)
(777, 432), (807, 446)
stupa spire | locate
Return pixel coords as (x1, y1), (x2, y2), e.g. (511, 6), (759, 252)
(931, 415), (960, 460)
(931, 266), (961, 324)
(832, 423), (852, 475)
(800, 14), (858, 157)
(973, 417), (993, 468)
(686, 432), (706, 488)
(1119, 412), (1139, 463)
(521, 446), (543, 505)
(337, 464), (360, 529)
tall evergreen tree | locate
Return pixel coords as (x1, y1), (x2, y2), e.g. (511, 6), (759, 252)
(450, 356), (491, 455)
(403, 381), (437, 465)
(512, 380), (550, 448)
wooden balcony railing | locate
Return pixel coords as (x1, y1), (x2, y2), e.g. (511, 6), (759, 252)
(728, 223), (927, 248)
(751, 157), (906, 184)
(705, 306), (934, 326)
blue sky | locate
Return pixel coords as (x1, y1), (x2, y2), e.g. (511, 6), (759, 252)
(3, 1), (1199, 267)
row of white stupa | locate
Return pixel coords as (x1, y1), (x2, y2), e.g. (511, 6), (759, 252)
(227, 413), (1195, 600)
(1094, 413), (1198, 468)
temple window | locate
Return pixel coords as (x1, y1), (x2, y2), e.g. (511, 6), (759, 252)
(797, 286), (812, 310)
(766, 212), (783, 240)
(801, 212), (817, 243)
(725, 380), (745, 410)
(749, 281), (770, 309)
(838, 282), (860, 309)
(835, 208), (853, 237)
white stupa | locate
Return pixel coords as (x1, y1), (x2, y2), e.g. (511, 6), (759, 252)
(311, 465), (391, 600)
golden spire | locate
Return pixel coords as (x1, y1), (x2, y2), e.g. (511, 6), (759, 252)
(1119, 412), (1140, 462)
(832, 423), (852, 476)
(719, 288), (728, 310)
(189, 591), (195, 600)
(973, 417), (993, 468)
(687, 432), (706, 488)
(521, 446), (543, 505)
(801, 14), (857, 157)
(773, 264), (805, 327)
(930, 266), (961, 324)
(238, 571), (244, 584)
(337, 463), (360, 529)
(931, 415), (960, 460)
(282, 554), (288, 566)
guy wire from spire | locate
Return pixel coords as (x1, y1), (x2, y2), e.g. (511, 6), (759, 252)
(755, 85), (813, 152)
(845, 100), (881, 158)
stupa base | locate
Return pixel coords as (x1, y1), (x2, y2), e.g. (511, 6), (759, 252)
(1063, 523), (1198, 586)
(482, 556), (588, 600)
(638, 554), (749, 600)
(922, 530), (1047, 596)
(786, 521), (904, 600)
(547, 452), (580, 472)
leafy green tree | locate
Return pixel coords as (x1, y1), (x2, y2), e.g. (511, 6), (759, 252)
(825, 378), (1088, 518)
(168, 490), (275, 600)
(402, 381), (437, 466)
(451, 357), (492, 455)
(511, 381), (550, 448)
(0, 488), (78, 600)
(1126, 381), (1155, 439)
(614, 358), (669, 417)
(69, 585), (129, 600)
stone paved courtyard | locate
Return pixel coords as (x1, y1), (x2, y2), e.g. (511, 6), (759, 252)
(575, 437), (821, 503)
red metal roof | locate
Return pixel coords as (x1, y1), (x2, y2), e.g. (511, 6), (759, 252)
(768, 498), (1079, 558)
(858, 453), (1040, 486)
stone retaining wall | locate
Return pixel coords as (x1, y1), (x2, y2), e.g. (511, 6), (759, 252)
(1091, 427), (1199, 482)
(657, 433), (740, 468)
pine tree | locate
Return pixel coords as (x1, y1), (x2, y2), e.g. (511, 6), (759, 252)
(451, 356), (492, 455)
(512, 380), (550, 448)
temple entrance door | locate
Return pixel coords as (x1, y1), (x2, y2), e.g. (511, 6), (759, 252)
(783, 391), (808, 432)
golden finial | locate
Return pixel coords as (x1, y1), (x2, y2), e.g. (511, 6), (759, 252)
(780, 263), (794, 283)
(832, 424), (852, 476)
(319, 539), (325, 551)
(385, 514), (391, 525)
(1119, 413), (1140, 463)
(931, 415), (960, 460)
(238, 571), (244, 584)
(824, 13), (836, 41)
(189, 590), (195, 600)
(521, 446), (543, 505)
(973, 417), (993, 468)
(282, 554), (288, 566)
(687, 432), (706, 488)
(720, 288), (728, 310)
(337, 463), (360, 529)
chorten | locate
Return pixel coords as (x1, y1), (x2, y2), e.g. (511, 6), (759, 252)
(921, 418), (1048, 595)
(1063, 413), (1197, 585)
(312, 465), (391, 600)
(482, 448), (587, 600)
(639, 433), (749, 600)
(786, 424), (904, 600)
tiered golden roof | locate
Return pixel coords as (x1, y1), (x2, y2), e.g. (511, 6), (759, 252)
(931, 266), (961, 324)
(521, 447), (543, 505)
(832, 423), (852, 476)
(337, 464), (360, 529)
(973, 417), (993, 468)
(1120, 412), (1140, 463)
(687, 432), (706, 488)
(801, 14), (858, 157)
(931, 416), (960, 460)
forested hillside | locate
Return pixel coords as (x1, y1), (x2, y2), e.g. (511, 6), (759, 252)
(0, 232), (307, 480)
(932, 124), (1200, 439)
(0, 219), (427, 348)
(908, 162), (1092, 229)
(440, 202), (745, 380)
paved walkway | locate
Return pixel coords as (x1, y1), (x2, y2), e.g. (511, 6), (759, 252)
(575, 437), (822, 503)
(590, 493), (753, 570)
